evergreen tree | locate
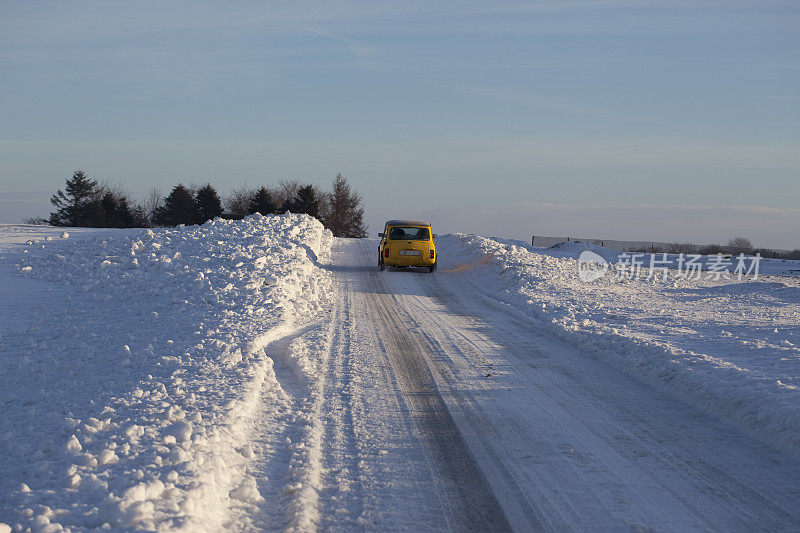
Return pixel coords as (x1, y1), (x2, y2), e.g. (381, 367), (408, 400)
(248, 187), (277, 215)
(285, 185), (320, 218)
(49, 170), (99, 226)
(89, 188), (147, 228)
(195, 184), (222, 223)
(156, 184), (198, 226)
(118, 197), (134, 227)
(323, 173), (367, 238)
(116, 196), (146, 227)
(96, 191), (122, 227)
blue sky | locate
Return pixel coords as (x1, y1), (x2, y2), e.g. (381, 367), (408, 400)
(1, 1), (798, 247)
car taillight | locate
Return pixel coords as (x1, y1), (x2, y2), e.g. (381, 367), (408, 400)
(384, 248), (389, 258)
(430, 250), (435, 259)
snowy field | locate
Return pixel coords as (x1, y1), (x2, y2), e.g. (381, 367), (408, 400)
(491, 236), (800, 278)
(1, 221), (799, 531)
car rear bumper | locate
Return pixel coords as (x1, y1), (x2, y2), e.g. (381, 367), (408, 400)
(386, 256), (435, 267)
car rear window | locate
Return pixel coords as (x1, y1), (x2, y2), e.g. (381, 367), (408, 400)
(389, 227), (430, 240)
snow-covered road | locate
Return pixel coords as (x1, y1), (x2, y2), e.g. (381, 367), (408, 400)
(309, 239), (800, 531)
(224, 238), (511, 531)
(2, 221), (799, 531)
(229, 236), (800, 530)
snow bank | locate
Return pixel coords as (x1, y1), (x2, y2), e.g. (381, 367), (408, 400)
(0, 214), (333, 531)
(438, 233), (800, 454)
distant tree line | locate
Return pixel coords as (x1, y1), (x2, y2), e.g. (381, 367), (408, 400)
(662, 238), (800, 260)
(533, 234), (799, 260)
(40, 170), (367, 238)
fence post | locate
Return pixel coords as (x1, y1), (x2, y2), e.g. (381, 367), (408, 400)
(532, 235), (535, 246)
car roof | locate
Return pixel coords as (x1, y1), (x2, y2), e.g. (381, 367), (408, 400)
(385, 219), (431, 227)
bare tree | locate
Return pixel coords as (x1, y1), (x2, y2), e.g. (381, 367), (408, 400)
(317, 189), (332, 223)
(726, 236), (753, 253)
(668, 242), (698, 254)
(144, 187), (163, 225)
(224, 184), (255, 217)
(275, 179), (302, 211)
(699, 244), (724, 255)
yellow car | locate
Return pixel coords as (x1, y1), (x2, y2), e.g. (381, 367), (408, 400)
(378, 220), (437, 272)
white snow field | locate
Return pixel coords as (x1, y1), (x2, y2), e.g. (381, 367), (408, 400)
(1, 221), (799, 531)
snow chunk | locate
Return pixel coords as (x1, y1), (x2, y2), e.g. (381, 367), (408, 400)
(66, 435), (82, 453)
(229, 476), (264, 504)
(98, 449), (119, 465)
(124, 479), (165, 502)
(166, 420), (193, 443)
(235, 444), (255, 459)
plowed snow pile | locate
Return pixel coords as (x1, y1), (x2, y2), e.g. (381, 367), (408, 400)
(0, 214), (332, 531)
(439, 234), (800, 453)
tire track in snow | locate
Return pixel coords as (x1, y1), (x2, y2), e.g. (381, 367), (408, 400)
(375, 243), (800, 531)
(356, 240), (513, 532)
(229, 237), (800, 530)
(230, 239), (508, 531)
(428, 269), (800, 528)
(319, 242), (458, 530)
(317, 274), (368, 527)
(228, 319), (334, 531)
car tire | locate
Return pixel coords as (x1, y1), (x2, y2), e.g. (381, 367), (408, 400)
(428, 262), (437, 273)
(379, 256), (385, 271)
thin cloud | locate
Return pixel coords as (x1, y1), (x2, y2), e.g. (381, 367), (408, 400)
(631, 204), (800, 216)
(511, 202), (800, 217)
(300, 27), (379, 58)
(509, 202), (579, 211)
